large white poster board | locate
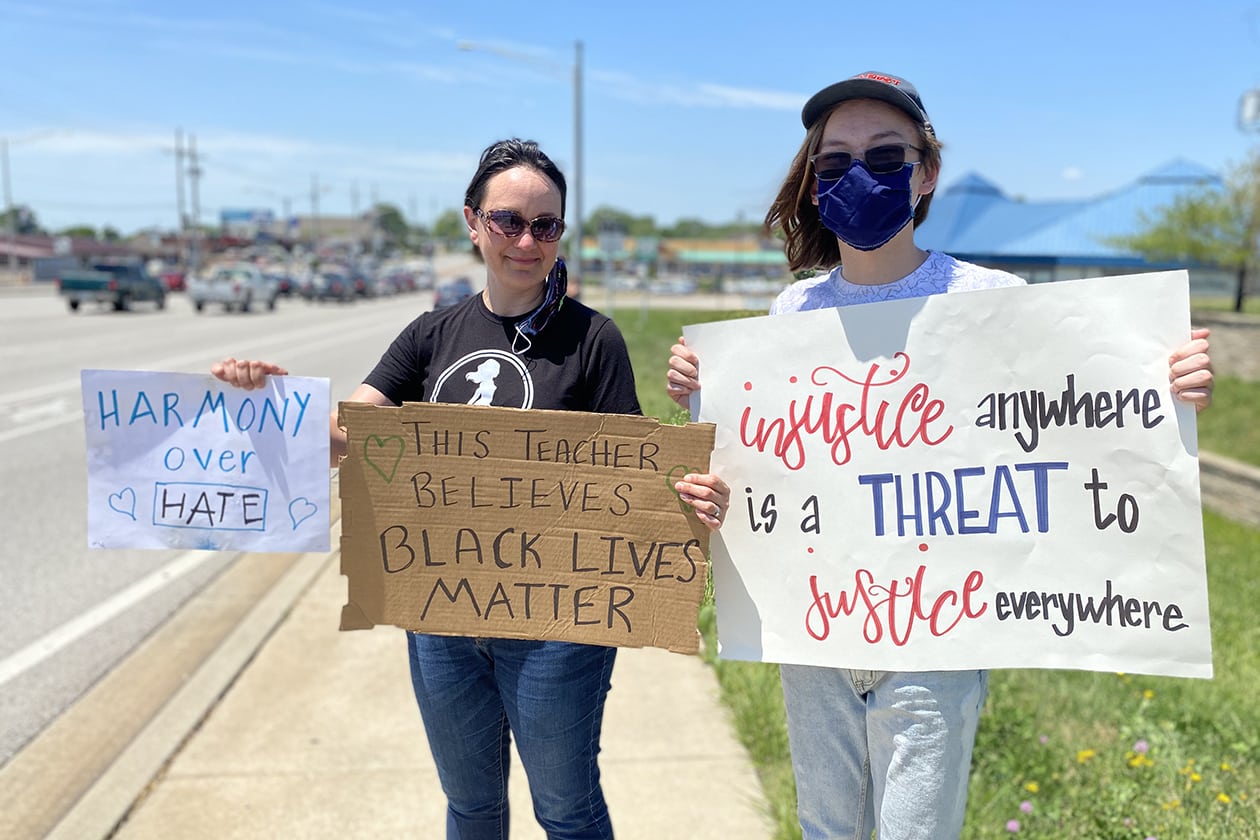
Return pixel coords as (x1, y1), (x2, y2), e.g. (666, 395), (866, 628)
(684, 271), (1212, 678)
(81, 370), (331, 552)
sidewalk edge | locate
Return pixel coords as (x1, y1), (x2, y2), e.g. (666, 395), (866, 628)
(44, 525), (340, 840)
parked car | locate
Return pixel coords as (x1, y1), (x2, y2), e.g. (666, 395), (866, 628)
(58, 261), (167, 312)
(187, 263), (281, 313)
(306, 270), (355, 303)
(266, 271), (297, 297)
(434, 276), (475, 309)
(160, 271), (187, 292)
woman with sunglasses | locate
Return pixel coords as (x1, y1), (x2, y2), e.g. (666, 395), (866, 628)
(667, 73), (1214, 840)
(214, 137), (729, 839)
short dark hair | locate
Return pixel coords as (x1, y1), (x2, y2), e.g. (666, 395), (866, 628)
(464, 138), (567, 217)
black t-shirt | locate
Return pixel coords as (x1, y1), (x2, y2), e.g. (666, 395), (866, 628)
(364, 292), (642, 415)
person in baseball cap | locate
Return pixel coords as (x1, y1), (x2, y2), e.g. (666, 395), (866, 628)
(666, 70), (1217, 840)
(801, 70), (935, 135)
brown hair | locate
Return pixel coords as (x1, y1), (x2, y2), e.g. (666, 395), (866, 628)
(763, 109), (943, 273)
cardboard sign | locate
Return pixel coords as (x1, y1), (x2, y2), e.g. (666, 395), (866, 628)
(81, 370), (331, 551)
(684, 271), (1212, 678)
(338, 402), (715, 653)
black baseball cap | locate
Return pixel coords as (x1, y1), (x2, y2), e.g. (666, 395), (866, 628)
(801, 71), (934, 136)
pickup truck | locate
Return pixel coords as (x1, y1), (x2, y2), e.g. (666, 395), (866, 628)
(57, 262), (168, 312)
(187, 263), (281, 313)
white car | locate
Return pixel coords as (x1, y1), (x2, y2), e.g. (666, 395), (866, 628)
(187, 263), (281, 313)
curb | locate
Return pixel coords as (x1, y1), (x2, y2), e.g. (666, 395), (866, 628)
(1199, 451), (1260, 529)
(44, 531), (338, 840)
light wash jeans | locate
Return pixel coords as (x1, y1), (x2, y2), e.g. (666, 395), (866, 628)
(407, 633), (617, 840)
(780, 666), (989, 840)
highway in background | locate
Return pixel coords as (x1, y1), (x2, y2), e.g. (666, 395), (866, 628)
(0, 255), (476, 766)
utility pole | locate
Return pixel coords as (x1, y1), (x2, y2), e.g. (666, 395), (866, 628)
(2, 138), (14, 274)
(572, 40), (584, 283)
(174, 128), (186, 268)
(187, 135), (202, 273)
(311, 173), (322, 250)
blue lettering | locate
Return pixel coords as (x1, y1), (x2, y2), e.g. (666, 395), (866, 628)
(98, 389), (120, 429)
(235, 398), (258, 432)
(195, 391), (229, 432)
(129, 391), (157, 425)
(954, 467), (987, 535)
(1015, 461), (1069, 532)
(986, 464), (1029, 533)
(163, 392), (184, 427)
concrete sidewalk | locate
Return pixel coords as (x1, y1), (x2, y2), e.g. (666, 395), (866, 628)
(38, 522), (771, 840)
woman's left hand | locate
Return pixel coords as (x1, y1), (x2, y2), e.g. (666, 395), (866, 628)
(675, 472), (731, 531)
(1170, 328), (1213, 413)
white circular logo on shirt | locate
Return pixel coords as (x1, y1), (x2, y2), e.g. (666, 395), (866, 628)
(430, 350), (535, 408)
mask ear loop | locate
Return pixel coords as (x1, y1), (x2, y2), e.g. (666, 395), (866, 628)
(511, 257), (568, 356)
(511, 326), (533, 355)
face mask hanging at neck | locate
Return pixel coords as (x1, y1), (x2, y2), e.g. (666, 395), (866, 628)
(816, 162), (919, 252)
(511, 257), (568, 355)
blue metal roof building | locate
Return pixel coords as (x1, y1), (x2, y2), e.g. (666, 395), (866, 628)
(917, 160), (1233, 291)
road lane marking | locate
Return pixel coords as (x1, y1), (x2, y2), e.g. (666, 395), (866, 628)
(0, 317), (401, 444)
(0, 550), (226, 689)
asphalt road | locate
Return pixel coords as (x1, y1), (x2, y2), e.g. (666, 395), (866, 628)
(0, 255), (477, 767)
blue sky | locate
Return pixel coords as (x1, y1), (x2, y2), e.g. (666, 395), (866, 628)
(3, 0), (1259, 235)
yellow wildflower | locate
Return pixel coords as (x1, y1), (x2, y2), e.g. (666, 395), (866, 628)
(1217, 793), (1231, 804)
(1143, 689), (1155, 700)
(1076, 749), (1096, 764)
(1162, 798), (1181, 811)
(1024, 782), (1040, 794)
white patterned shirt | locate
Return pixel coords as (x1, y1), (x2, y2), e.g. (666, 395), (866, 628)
(769, 250), (1025, 314)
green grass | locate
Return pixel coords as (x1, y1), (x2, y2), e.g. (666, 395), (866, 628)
(1196, 376), (1260, 468)
(1191, 296), (1260, 315)
(965, 509), (1259, 839)
(616, 308), (1260, 840)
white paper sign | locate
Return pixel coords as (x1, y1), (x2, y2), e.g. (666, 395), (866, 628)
(685, 271), (1211, 678)
(81, 370), (331, 552)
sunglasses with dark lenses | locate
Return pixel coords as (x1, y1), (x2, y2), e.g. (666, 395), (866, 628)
(810, 143), (924, 180)
(475, 207), (566, 243)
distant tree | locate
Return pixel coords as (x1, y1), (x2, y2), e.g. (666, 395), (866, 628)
(102, 226), (121, 242)
(372, 203), (409, 247)
(660, 217), (714, 238)
(432, 208), (467, 242)
(59, 225), (98, 239)
(1, 204), (43, 235)
(1111, 149), (1260, 312)
(586, 205), (657, 237)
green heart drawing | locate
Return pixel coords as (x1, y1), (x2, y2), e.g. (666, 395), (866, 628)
(665, 463), (701, 501)
(364, 435), (406, 483)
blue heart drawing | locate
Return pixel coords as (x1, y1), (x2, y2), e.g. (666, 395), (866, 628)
(289, 497), (318, 530)
(109, 487), (137, 521)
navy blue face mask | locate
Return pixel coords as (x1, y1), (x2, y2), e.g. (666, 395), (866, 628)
(816, 162), (918, 252)
(511, 257), (567, 354)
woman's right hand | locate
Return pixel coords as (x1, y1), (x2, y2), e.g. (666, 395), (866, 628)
(666, 336), (702, 411)
(211, 357), (289, 391)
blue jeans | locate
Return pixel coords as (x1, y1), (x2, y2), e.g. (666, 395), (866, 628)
(406, 633), (617, 840)
(779, 666), (989, 840)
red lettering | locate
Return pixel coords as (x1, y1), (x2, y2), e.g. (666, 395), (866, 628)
(804, 566), (986, 646)
(739, 353), (953, 471)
